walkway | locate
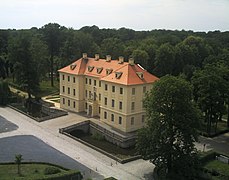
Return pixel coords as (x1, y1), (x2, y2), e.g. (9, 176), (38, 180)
(0, 107), (155, 180)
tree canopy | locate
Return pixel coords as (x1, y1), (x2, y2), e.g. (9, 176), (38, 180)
(136, 75), (201, 179)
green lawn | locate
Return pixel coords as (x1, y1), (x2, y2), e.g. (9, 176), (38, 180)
(204, 160), (229, 179)
(35, 80), (59, 97)
(0, 163), (67, 180)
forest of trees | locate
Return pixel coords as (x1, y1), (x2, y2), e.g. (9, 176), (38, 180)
(0, 23), (228, 132)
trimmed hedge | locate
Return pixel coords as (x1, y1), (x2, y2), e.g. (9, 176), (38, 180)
(0, 162), (82, 180)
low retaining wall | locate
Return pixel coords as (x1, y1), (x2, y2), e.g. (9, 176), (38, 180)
(9, 104), (68, 122)
(59, 121), (141, 164)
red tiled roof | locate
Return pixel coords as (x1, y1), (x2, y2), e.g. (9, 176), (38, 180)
(58, 57), (159, 85)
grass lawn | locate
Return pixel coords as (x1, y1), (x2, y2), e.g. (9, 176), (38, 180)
(204, 160), (229, 179)
(69, 130), (137, 159)
(35, 80), (59, 97)
(0, 163), (67, 180)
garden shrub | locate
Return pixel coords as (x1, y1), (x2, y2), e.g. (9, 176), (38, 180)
(44, 167), (61, 175)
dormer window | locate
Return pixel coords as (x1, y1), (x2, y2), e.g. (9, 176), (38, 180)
(88, 66), (94, 72)
(136, 72), (144, 79)
(115, 72), (123, 79)
(96, 67), (103, 74)
(106, 68), (113, 75)
(70, 63), (76, 70)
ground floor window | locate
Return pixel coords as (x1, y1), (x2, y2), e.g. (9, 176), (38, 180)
(131, 117), (134, 125)
(119, 116), (122, 124)
(111, 114), (114, 122)
(104, 111), (107, 119)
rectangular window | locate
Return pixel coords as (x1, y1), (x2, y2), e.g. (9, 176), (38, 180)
(73, 77), (76, 83)
(112, 99), (115, 107)
(105, 84), (108, 91)
(68, 87), (70, 94)
(73, 101), (76, 108)
(63, 98), (65, 104)
(85, 90), (88, 97)
(68, 100), (70, 106)
(131, 117), (134, 125)
(104, 97), (107, 105)
(119, 101), (122, 110)
(73, 89), (76, 96)
(142, 115), (145, 123)
(143, 86), (146, 93)
(120, 87), (123, 94)
(132, 88), (135, 95)
(62, 86), (65, 93)
(111, 114), (114, 122)
(62, 75), (65, 80)
(99, 81), (101, 87)
(89, 79), (91, 85)
(104, 111), (107, 119)
(119, 117), (122, 124)
(94, 80), (96, 86)
(68, 76), (70, 82)
(85, 103), (88, 109)
(112, 86), (115, 93)
(86, 78), (88, 84)
(99, 93), (101, 101)
(99, 107), (101, 114)
(131, 102), (135, 111)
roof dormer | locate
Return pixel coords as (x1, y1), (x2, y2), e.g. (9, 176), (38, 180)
(96, 67), (103, 74)
(136, 72), (144, 79)
(115, 72), (123, 79)
(88, 66), (94, 72)
(106, 68), (113, 75)
(70, 63), (76, 70)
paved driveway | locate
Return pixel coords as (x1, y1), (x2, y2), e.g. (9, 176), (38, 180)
(0, 107), (155, 180)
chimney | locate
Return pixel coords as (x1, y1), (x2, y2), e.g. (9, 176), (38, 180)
(95, 54), (99, 61)
(118, 56), (124, 64)
(106, 55), (111, 62)
(128, 58), (134, 65)
(82, 53), (87, 59)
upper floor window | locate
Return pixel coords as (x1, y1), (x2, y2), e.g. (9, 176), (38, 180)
(104, 97), (107, 105)
(62, 75), (65, 80)
(89, 79), (91, 85)
(99, 81), (101, 87)
(112, 99), (115, 107)
(120, 87), (123, 94)
(73, 89), (76, 96)
(63, 98), (65, 104)
(132, 88), (135, 95)
(68, 76), (70, 82)
(62, 86), (65, 93)
(94, 80), (96, 86)
(68, 87), (70, 94)
(73, 77), (76, 83)
(119, 101), (122, 110)
(85, 78), (88, 84)
(112, 86), (115, 93)
(105, 84), (108, 91)
(99, 93), (101, 101)
(68, 100), (70, 106)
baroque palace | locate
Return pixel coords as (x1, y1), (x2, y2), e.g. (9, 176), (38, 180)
(58, 53), (158, 133)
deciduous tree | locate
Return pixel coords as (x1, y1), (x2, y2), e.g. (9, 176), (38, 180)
(137, 75), (201, 179)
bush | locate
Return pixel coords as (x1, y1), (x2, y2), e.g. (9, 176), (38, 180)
(92, 132), (104, 141)
(44, 167), (61, 175)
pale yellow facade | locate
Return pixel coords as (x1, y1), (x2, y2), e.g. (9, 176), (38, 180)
(59, 54), (158, 133)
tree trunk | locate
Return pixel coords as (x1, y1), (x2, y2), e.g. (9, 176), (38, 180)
(227, 98), (229, 127)
(50, 54), (54, 87)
